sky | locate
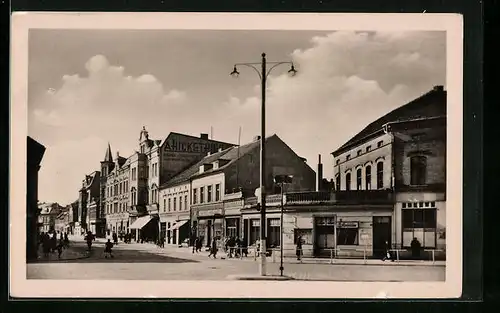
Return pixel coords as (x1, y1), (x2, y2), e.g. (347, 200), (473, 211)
(28, 29), (446, 205)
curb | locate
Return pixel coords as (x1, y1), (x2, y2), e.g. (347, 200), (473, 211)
(227, 274), (295, 281)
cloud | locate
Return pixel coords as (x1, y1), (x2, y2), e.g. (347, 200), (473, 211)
(225, 31), (446, 176)
(33, 109), (64, 127)
(32, 55), (188, 127)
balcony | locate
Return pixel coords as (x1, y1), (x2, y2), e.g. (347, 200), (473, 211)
(244, 190), (394, 207)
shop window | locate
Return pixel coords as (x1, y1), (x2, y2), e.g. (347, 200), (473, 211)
(336, 227), (359, 245)
(376, 162), (384, 189)
(250, 219), (260, 246)
(345, 173), (351, 191)
(410, 156), (427, 185)
(226, 218), (238, 238)
(356, 168), (362, 190)
(402, 208), (437, 248)
(365, 165), (372, 190)
(267, 218), (281, 247)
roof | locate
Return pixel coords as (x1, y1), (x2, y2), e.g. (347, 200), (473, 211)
(332, 86), (446, 156)
(160, 132), (236, 148)
(161, 135), (273, 187)
(103, 143), (113, 162)
(27, 136), (46, 166)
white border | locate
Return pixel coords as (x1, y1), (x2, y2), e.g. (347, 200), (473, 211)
(10, 12), (463, 299)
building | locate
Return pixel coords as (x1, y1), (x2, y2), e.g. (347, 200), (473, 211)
(37, 202), (62, 233)
(55, 206), (70, 233)
(76, 171), (101, 236)
(67, 200), (79, 235)
(103, 127), (235, 242)
(27, 136), (45, 261)
(161, 134), (317, 248)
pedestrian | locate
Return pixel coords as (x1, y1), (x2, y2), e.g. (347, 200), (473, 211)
(296, 235), (303, 261)
(193, 237), (199, 253)
(42, 233), (50, 258)
(104, 239), (114, 258)
(55, 238), (64, 259)
(240, 237), (248, 257)
(382, 241), (393, 261)
(208, 238), (218, 259)
(112, 232), (118, 245)
(410, 237), (422, 259)
(63, 232), (69, 248)
(234, 237), (241, 258)
(196, 236), (203, 252)
(85, 231), (94, 252)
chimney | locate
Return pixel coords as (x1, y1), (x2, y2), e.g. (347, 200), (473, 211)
(200, 133), (209, 140)
(253, 135), (261, 141)
(433, 85), (444, 91)
(317, 154), (323, 191)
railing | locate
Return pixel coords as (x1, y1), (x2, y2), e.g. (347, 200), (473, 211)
(217, 246), (445, 265)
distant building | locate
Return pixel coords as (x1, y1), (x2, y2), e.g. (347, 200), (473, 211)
(76, 171), (101, 236)
(102, 127), (235, 243)
(38, 202), (63, 233)
(27, 136), (45, 261)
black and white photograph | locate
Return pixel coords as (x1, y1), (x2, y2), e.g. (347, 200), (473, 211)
(11, 13), (463, 298)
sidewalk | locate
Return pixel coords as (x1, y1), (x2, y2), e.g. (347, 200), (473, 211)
(111, 241), (446, 267)
(31, 244), (89, 263)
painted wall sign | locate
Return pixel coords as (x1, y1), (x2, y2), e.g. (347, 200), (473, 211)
(197, 209), (223, 217)
(164, 138), (229, 154)
(338, 221), (359, 228)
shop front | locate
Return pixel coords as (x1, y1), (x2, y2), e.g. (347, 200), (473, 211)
(195, 207), (224, 247)
(129, 214), (158, 243)
(166, 214), (190, 246)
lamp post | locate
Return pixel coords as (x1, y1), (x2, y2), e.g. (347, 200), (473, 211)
(274, 174), (293, 276)
(231, 53), (296, 276)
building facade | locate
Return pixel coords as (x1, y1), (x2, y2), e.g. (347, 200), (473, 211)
(76, 171), (101, 236)
(37, 202), (62, 233)
(27, 137), (45, 261)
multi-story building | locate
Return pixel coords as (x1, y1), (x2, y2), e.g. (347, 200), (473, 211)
(76, 171), (101, 236)
(37, 202), (62, 233)
(68, 200), (79, 235)
(27, 136), (45, 261)
(103, 127), (235, 243)
(159, 134), (317, 248)
(55, 206), (70, 233)
(237, 86), (447, 260)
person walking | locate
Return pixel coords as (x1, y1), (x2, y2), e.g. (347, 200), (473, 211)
(208, 238), (218, 259)
(85, 231), (94, 252)
(410, 237), (422, 260)
(382, 241), (394, 261)
(193, 237), (199, 253)
(296, 235), (303, 261)
(196, 236), (203, 253)
(104, 239), (114, 258)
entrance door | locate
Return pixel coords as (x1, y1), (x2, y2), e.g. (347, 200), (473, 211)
(314, 216), (336, 257)
(372, 216), (392, 258)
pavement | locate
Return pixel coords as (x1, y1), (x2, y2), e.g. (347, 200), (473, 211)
(27, 236), (446, 281)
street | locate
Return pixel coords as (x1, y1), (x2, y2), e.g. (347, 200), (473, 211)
(27, 238), (446, 281)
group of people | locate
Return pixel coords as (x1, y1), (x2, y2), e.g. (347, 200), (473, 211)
(39, 230), (69, 259)
(382, 237), (423, 261)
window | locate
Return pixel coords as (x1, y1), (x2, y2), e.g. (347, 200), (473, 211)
(410, 156), (427, 185)
(267, 218), (281, 247)
(184, 195), (188, 210)
(215, 184), (221, 201)
(346, 154), (351, 161)
(336, 227), (359, 245)
(345, 173), (351, 191)
(366, 145), (371, 152)
(335, 174), (340, 191)
(402, 208), (437, 248)
(179, 196), (182, 210)
(365, 165), (372, 190)
(193, 189), (198, 204)
(336, 159), (340, 165)
(226, 218), (238, 238)
(207, 185), (213, 202)
(173, 198), (177, 211)
(357, 150), (362, 156)
(377, 140), (383, 148)
(376, 162), (384, 189)
(168, 198), (171, 211)
(132, 168), (137, 181)
(163, 199), (166, 212)
(200, 187), (205, 203)
(356, 168), (362, 190)
(250, 219), (260, 245)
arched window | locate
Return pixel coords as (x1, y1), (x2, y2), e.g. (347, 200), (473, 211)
(365, 165), (372, 190)
(410, 156), (427, 185)
(376, 162), (384, 189)
(345, 173), (351, 191)
(356, 168), (362, 190)
(335, 174), (340, 191)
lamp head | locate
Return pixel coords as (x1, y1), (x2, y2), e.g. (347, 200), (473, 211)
(230, 66), (240, 78)
(288, 64), (297, 77)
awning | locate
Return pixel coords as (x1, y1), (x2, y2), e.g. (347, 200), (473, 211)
(129, 216), (153, 230)
(167, 220), (189, 231)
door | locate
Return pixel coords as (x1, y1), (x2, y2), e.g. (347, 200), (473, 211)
(372, 216), (392, 258)
(314, 216), (336, 257)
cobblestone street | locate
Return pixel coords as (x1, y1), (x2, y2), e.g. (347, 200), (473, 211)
(27, 239), (446, 281)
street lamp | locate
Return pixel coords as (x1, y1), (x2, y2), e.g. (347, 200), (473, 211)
(274, 174), (293, 276)
(231, 53), (297, 276)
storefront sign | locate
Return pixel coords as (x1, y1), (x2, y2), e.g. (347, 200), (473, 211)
(338, 221), (359, 228)
(197, 209), (223, 217)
